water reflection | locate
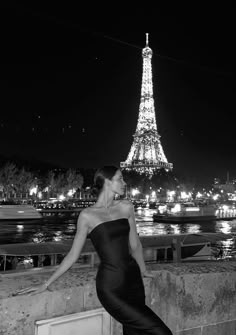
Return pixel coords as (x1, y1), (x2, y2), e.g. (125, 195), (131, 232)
(170, 224), (181, 234)
(53, 231), (63, 242)
(135, 208), (156, 222)
(16, 224), (24, 231)
(65, 223), (76, 233)
(0, 209), (235, 249)
(185, 224), (200, 234)
(137, 220), (201, 236)
(137, 222), (200, 236)
(32, 232), (46, 243)
(216, 220), (235, 235)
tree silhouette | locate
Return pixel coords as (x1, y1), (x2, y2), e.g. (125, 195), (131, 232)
(0, 162), (18, 198)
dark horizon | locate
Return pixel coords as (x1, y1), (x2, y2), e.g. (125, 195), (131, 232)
(0, 4), (234, 186)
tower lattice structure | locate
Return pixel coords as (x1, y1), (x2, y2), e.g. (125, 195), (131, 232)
(120, 33), (173, 175)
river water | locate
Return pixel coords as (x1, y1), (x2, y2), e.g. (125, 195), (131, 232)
(1, 209), (236, 256)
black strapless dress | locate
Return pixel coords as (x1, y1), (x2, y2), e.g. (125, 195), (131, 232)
(88, 218), (173, 335)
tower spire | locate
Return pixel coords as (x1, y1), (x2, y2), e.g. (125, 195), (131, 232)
(146, 32), (149, 47)
(120, 34), (173, 175)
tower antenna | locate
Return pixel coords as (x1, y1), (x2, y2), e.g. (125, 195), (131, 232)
(146, 33), (149, 47)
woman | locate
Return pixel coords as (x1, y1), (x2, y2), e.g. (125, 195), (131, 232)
(17, 166), (173, 335)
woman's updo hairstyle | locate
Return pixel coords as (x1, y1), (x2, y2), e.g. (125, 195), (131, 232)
(92, 166), (119, 197)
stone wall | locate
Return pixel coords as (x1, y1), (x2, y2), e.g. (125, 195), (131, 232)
(0, 261), (235, 335)
(147, 262), (236, 334)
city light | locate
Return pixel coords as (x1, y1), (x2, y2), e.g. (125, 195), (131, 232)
(196, 192), (202, 198)
(171, 203), (181, 213)
(29, 186), (38, 195)
(213, 194), (220, 200)
(131, 188), (140, 197)
(37, 191), (42, 199)
(67, 189), (76, 197)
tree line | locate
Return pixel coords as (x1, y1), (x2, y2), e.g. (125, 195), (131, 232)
(0, 162), (84, 200)
(0, 160), (203, 201)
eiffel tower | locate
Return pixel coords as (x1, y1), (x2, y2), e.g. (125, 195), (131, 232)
(120, 33), (173, 175)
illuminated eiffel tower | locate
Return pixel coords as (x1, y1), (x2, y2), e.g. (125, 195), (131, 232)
(120, 33), (173, 175)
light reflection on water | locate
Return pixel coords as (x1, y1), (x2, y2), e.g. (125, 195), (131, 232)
(136, 210), (236, 259)
(135, 208), (156, 222)
(215, 220), (234, 235)
(0, 210), (236, 252)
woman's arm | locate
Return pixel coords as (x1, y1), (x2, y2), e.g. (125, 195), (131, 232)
(127, 201), (146, 274)
(15, 210), (89, 295)
(44, 210), (89, 287)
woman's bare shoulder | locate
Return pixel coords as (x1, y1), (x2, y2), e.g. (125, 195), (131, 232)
(77, 208), (95, 225)
(79, 207), (95, 219)
(78, 208), (100, 231)
(119, 199), (134, 211)
(120, 198), (133, 205)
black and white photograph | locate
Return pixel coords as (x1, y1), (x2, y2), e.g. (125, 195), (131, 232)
(0, 3), (235, 335)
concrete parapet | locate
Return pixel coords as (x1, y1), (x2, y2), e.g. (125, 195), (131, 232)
(0, 261), (235, 334)
(148, 262), (236, 334)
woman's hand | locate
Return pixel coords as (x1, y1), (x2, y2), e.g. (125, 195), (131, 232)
(142, 270), (155, 278)
(13, 283), (48, 296)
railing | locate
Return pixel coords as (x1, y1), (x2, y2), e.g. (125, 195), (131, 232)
(1, 233), (231, 273)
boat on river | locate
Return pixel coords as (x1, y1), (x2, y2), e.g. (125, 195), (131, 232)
(0, 240), (94, 271)
(34, 199), (95, 214)
(153, 202), (217, 223)
(0, 201), (42, 220)
(0, 233), (232, 272)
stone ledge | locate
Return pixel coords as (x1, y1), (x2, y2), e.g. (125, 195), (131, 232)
(1, 261), (235, 299)
(0, 261), (235, 335)
(0, 265), (97, 299)
(176, 319), (236, 335)
(147, 260), (236, 275)
(202, 319), (236, 335)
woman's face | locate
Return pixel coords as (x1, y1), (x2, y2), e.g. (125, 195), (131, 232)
(110, 170), (126, 196)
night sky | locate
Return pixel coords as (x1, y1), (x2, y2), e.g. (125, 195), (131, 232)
(0, 4), (234, 185)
